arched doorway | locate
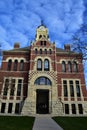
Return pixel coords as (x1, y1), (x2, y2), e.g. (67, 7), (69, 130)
(34, 77), (52, 114)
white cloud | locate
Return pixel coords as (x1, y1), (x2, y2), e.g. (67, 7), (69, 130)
(0, 0), (85, 49)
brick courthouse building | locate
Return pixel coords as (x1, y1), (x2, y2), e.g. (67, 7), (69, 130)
(0, 24), (87, 116)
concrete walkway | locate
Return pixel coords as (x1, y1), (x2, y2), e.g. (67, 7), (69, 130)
(32, 117), (63, 130)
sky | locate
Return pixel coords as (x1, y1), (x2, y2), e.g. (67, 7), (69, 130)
(0, 0), (87, 84)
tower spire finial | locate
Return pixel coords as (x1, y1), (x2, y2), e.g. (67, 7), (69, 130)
(41, 20), (44, 25)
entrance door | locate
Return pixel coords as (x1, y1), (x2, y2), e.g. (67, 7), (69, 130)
(36, 89), (49, 114)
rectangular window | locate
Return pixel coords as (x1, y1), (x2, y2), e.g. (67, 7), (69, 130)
(17, 79), (22, 96)
(1, 103), (6, 113)
(63, 80), (68, 97)
(15, 103), (20, 114)
(10, 79), (15, 96)
(78, 104), (83, 114)
(69, 81), (74, 97)
(76, 81), (81, 97)
(3, 79), (9, 96)
(65, 104), (69, 114)
(8, 103), (13, 113)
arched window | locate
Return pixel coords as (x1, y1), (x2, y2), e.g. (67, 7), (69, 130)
(40, 49), (42, 54)
(74, 61), (78, 72)
(62, 61), (66, 72)
(39, 35), (42, 39)
(20, 60), (24, 71)
(14, 60), (18, 71)
(37, 59), (42, 71)
(7, 59), (12, 71)
(34, 77), (52, 85)
(44, 49), (47, 54)
(68, 61), (72, 72)
(44, 59), (49, 71)
(49, 49), (52, 54)
(35, 49), (38, 54)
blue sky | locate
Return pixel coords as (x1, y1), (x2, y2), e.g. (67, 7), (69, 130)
(0, 0), (86, 50)
(0, 0), (87, 84)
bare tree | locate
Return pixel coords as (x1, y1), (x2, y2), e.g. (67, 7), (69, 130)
(71, 24), (87, 61)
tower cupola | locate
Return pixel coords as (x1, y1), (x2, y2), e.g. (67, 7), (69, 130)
(36, 24), (49, 41)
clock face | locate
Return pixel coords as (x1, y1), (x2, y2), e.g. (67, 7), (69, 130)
(39, 26), (45, 30)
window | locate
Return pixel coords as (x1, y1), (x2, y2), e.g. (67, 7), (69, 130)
(44, 41), (46, 46)
(17, 79), (22, 96)
(39, 35), (42, 39)
(62, 61), (66, 72)
(7, 59), (12, 71)
(44, 59), (49, 71)
(74, 61), (78, 72)
(3, 79), (9, 96)
(78, 104), (83, 114)
(34, 77), (52, 85)
(20, 60), (24, 71)
(8, 103), (13, 113)
(69, 81), (74, 97)
(68, 61), (72, 72)
(10, 79), (15, 96)
(1, 103), (6, 113)
(14, 60), (18, 71)
(37, 59), (42, 71)
(40, 49), (42, 54)
(72, 104), (76, 114)
(35, 49), (38, 54)
(15, 103), (20, 114)
(63, 80), (68, 97)
(49, 49), (52, 54)
(44, 49), (47, 54)
(65, 104), (69, 114)
(76, 81), (81, 97)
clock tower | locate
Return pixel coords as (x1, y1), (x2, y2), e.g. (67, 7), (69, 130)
(36, 24), (49, 41)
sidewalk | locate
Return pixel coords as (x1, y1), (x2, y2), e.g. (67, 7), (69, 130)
(32, 117), (63, 130)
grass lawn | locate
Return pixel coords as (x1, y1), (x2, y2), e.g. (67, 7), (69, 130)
(0, 116), (35, 130)
(53, 117), (87, 130)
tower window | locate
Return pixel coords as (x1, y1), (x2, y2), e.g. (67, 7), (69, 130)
(44, 59), (49, 71)
(20, 60), (24, 71)
(74, 61), (78, 72)
(35, 49), (38, 54)
(44, 41), (46, 46)
(49, 49), (52, 54)
(39, 35), (42, 39)
(68, 61), (72, 72)
(7, 59), (12, 71)
(40, 49), (42, 54)
(44, 49), (47, 54)
(14, 60), (18, 71)
(62, 61), (66, 72)
(37, 59), (42, 71)
(41, 41), (43, 45)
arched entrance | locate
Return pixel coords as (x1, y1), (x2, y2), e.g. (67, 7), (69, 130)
(36, 89), (49, 114)
(34, 76), (52, 114)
